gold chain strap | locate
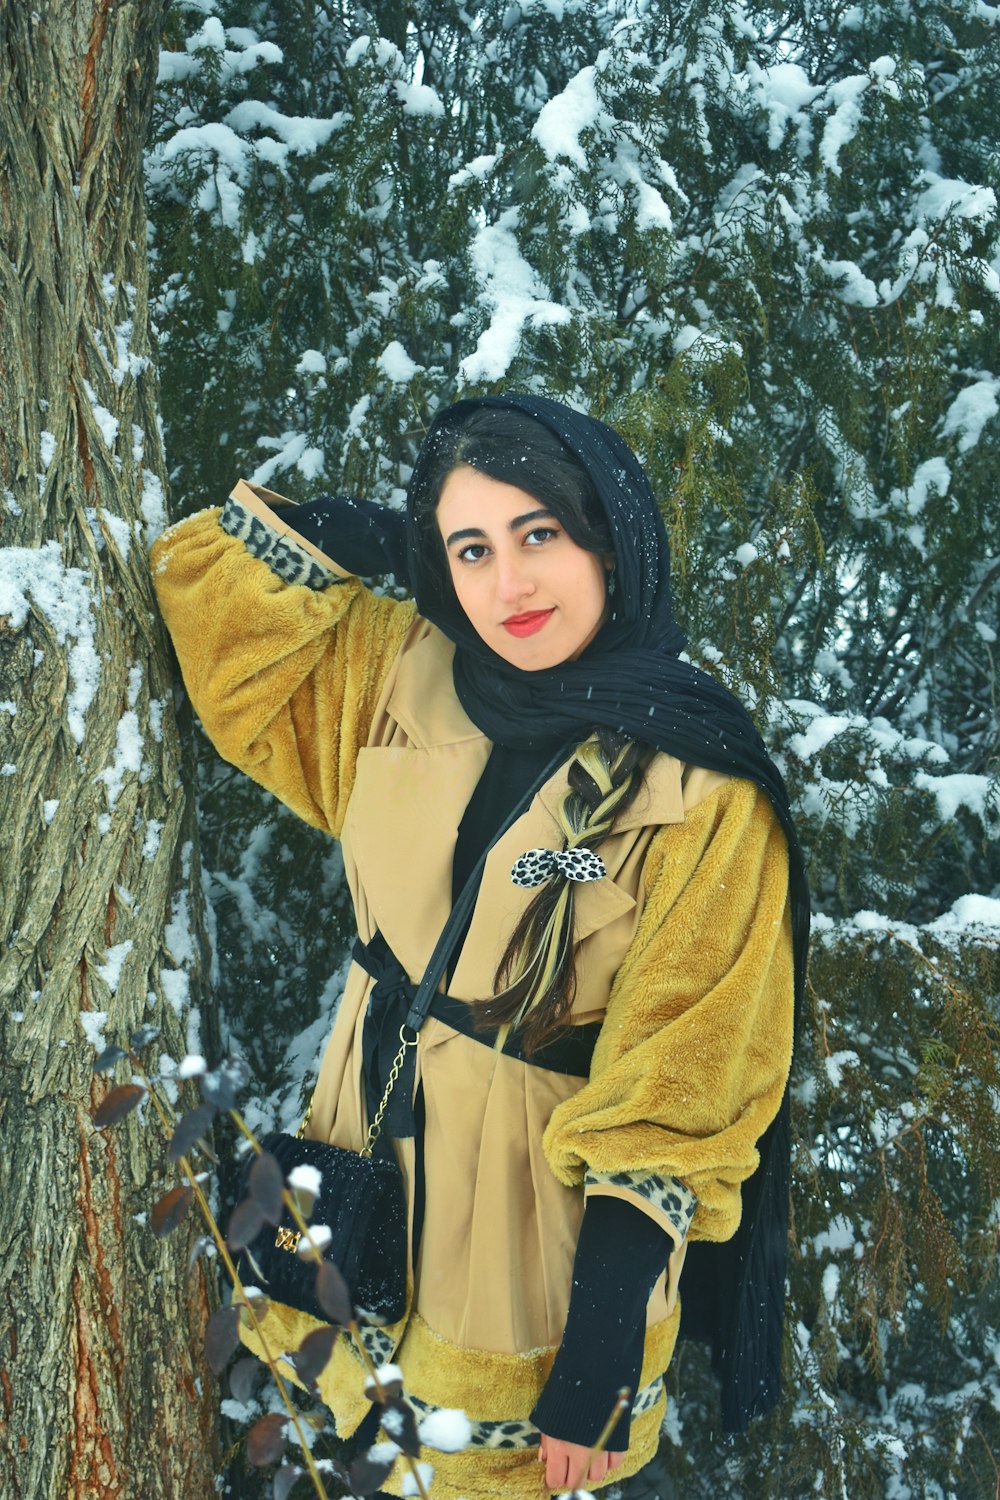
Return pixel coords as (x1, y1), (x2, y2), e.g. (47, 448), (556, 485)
(294, 1024), (417, 1157)
(362, 1026), (417, 1158)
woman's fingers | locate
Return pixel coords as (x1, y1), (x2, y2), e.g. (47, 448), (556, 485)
(537, 1435), (627, 1492)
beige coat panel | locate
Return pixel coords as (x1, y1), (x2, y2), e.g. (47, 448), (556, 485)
(304, 611), (726, 1355)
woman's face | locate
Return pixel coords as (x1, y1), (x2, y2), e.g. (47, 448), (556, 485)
(436, 465), (610, 672)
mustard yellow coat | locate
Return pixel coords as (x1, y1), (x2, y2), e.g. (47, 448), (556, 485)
(150, 482), (794, 1498)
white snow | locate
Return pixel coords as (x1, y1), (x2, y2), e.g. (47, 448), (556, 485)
(892, 456), (951, 516)
(97, 711), (144, 809)
(97, 941), (133, 994)
(458, 209), (572, 383)
(418, 1409), (473, 1452)
(746, 60), (822, 150)
(224, 101), (347, 157)
(913, 771), (991, 822)
(79, 1010), (109, 1051)
(788, 712), (866, 761)
(449, 151), (501, 188)
(392, 80), (445, 118)
(532, 66), (604, 169)
(941, 377), (1000, 455)
(734, 542), (759, 568)
(287, 1163), (322, 1197)
(915, 172), (997, 229)
(0, 541), (100, 743)
(141, 471), (167, 543)
(811, 1215), (857, 1255)
(249, 430), (304, 483)
(296, 447), (324, 481)
(825, 1050), (860, 1088)
(296, 1223), (332, 1255)
(819, 73), (871, 177)
(178, 1054), (207, 1079)
(42, 799), (60, 825)
(160, 967), (190, 1017)
(295, 350), (327, 375)
(401, 1461), (434, 1497)
(40, 431), (57, 470)
(927, 895), (1000, 935)
(818, 257), (879, 307)
(378, 341), (424, 384)
(142, 819), (164, 861)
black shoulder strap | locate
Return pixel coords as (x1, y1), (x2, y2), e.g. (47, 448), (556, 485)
(401, 742), (572, 1035)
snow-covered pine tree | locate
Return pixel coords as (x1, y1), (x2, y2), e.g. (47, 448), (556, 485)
(0, 3), (219, 1495)
(148, 2), (999, 1493)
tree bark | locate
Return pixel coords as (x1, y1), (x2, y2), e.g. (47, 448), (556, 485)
(0, 5), (220, 1495)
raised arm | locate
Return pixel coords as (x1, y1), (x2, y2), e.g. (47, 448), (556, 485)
(150, 483), (417, 837)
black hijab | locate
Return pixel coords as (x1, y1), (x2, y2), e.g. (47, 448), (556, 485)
(407, 393), (809, 1009)
(406, 393), (810, 1432)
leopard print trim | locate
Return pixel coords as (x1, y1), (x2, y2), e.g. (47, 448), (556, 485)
(357, 1322), (399, 1366)
(585, 1169), (697, 1243)
(220, 495), (341, 590)
(404, 1376), (664, 1451)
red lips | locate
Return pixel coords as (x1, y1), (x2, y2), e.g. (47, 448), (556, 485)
(502, 609), (555, 638)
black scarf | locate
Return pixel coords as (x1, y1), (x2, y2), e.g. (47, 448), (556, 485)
(405, 394), (810, 1432)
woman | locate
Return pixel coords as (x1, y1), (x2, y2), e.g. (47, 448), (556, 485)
(151, 394), (806, 1498)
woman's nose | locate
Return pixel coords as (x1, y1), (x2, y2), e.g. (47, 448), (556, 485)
(495, 549), (535, 604)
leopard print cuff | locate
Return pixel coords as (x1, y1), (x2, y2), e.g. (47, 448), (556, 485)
(220, 495), (342, 591)
(585, 1168), (697, 1244)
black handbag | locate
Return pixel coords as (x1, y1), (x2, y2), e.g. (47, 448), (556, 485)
(234, 742), (570, 1326)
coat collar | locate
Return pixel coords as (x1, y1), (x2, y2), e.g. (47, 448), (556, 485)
(385, 625), (485, 747)
(344, 621), (691, 992)
(387, 623), (688, 831)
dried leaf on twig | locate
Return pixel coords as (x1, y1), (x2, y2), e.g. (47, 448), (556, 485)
(129, 1025), (161, 1051)
(204, 1305), (241, 1375)
(93, 1046), (128, 1074)
(151, 1184), (194, 1239)
(273, 1466), (301, 1500)
(230, 1356), (264, 1406)
(168, 1103), (217, 1162)
(248, 1150), (285, 1224)
(93, 1084), (146, 1128)
(201, 1057), (250, 1111)
(349, 1450), (397, 1495)
(314, 1260), (353, 1327)
(364, 1366), (403, 1404)
(239, 1293), (271, 1329)
(380, 1398), (420, 1458)
(227, 1197), (266, 1252)
(291, 1326), (337, 1388)
(247, 1412), (287, 1467)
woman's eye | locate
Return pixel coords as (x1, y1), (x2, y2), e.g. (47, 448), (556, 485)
(524, 527), (558, 546)
(456, 543), (489, 564)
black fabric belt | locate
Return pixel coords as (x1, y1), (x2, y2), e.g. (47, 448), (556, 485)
(352, 932), (600, 1121)
(426, 990), (600, 1076)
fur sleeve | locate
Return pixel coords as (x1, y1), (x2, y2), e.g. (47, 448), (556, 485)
(543, 777), (794, 1244)
(150, 505), (416, 838)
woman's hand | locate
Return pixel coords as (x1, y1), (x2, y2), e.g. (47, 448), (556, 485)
(538, 1433), (626, 1493)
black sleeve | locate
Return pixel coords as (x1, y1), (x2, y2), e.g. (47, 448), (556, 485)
(530, 1194), (673, 1451)
(281, 494), (410, 586)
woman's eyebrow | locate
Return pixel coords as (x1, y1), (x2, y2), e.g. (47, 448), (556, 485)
(444, 509), (554, 548)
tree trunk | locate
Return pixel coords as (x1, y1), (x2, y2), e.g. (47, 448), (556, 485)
(0, 5), (220, 1495)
